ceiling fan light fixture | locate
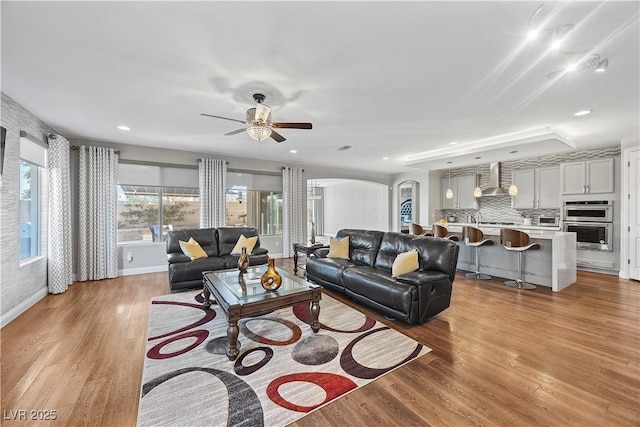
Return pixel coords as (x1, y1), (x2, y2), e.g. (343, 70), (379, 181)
(247, 125), (272, 141)
(255, 103), (271, 123)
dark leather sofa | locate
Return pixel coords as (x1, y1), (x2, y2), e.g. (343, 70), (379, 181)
(306, 229), (459, 324)
(166, 227), (269, 291)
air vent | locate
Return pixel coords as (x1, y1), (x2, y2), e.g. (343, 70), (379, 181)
(336, 145), (353, 151)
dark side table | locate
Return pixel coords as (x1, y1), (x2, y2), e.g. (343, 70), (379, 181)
(293, 243), (327, 274)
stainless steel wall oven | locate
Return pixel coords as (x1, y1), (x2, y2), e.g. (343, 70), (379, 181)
(562, 200), (613, 251)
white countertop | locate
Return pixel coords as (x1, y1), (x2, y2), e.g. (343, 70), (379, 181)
(432, 223), (569, 239)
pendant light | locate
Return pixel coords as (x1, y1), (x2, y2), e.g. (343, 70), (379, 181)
(473, 164), (482, 198)
(445, 168), (453, 199)
(508, 151), (518, 196)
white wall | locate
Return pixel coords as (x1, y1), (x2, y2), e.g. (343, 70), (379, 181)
(321, 180), (390, 235)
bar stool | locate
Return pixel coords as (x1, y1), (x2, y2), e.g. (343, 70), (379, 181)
(432, 224), (459, 242)
(500, 229), (540, 290)
(462, 226), (494, 280)
(410, 223), (428, 236)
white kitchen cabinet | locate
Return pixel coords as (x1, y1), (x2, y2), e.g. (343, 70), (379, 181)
(441, 174), (477, 209)
(512, 166), (560, 209)
(560, 158), (614, 195)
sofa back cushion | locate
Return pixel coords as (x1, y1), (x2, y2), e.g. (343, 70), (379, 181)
(375, 232), (419, 270)
(336, 229), (384, 266)
(218, 227), (262, 256)
(166, 228), (219, 257)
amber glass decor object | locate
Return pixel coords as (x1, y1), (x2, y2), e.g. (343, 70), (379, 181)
(238, 247), (249, 273)
(261, 258), (282, 291)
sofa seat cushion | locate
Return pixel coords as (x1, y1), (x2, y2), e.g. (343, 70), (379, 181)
(306, 257), (355, 287)
(169, 257), (227, 284)
(342, 266), (417, 315)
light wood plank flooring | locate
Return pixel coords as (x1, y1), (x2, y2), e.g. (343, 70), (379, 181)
(1, 261), (638, 426)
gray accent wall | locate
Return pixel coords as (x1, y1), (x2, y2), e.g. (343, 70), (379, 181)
(1, 93), (56, 326)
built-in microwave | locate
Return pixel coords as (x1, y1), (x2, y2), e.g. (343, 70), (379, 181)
(563, 200), (613, 223)
(563, 221), (613, 251)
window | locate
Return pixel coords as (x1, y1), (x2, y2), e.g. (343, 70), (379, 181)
(19, 160), (40, 260)
(117, 163), (200, 243)
(117, 185), (199, 243)
(226, 186), (283, 235)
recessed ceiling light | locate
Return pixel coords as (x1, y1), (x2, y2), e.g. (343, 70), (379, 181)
(289, 150), (298, 154)
(117, 125), (130, 131)
(574, 110), (592, 117)
(449, 142), (458, 145)
(382, 157), (389, 160)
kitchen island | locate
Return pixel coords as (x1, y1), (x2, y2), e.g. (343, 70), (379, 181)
(436, 223), (576, 292)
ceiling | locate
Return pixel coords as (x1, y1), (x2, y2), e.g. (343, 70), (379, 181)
(1, 1), (638, 174)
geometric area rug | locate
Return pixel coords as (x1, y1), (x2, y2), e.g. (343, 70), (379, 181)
(137, 290), (432, 427)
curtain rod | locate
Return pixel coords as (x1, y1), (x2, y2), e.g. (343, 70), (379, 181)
(71, 145), (120, 154)
(197, 159), (229, 164)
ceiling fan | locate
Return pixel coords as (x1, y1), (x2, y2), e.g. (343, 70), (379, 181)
(201, 93), (312, 143)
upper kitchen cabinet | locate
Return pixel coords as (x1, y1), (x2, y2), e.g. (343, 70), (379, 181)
(512, 166), (560, 209)
(560, 158), (614, 195)
(441, 174), (477, 209)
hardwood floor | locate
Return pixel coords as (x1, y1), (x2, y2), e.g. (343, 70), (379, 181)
(1, 262), (638, 426)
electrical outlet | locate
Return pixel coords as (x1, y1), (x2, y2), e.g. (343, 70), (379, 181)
(127, 252), (133, 262)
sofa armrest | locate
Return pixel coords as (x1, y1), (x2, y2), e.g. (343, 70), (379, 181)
(396, 270), (450, 286)
(312, 247), (330, 258)
(167, 252), (190, 264)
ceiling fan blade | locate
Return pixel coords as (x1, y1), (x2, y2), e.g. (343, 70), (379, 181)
(270, 130), (286, 143)
(201, 113), (246, 124)
(270, 122), (312, 129)
(224, 128), (246, 136)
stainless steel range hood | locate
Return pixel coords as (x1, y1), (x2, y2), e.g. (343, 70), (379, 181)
(482, 162), (509, 196)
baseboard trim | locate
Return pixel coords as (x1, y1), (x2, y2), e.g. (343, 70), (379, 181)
(119, 265), (168, 276)
(1, 287), (48, 328)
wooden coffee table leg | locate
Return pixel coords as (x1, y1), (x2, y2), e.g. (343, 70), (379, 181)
(310, 297), (321, 333)
(202, 285), (211, 309)
(227, 318), (240, 361)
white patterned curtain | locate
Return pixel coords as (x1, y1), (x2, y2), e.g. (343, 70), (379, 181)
(77, 146), (119, 281)
(199, 158), (227, 228)
(47, 134), (73, 294)
(282, 167), (305, 258)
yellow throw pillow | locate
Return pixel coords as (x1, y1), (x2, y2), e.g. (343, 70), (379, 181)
(179, 237), (208, 261)
(231, 234), (258, 255)
(392, 250), (419, 277)
(327, 236), (349, 259)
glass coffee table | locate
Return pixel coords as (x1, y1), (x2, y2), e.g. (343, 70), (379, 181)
(202, 266), (322, 361)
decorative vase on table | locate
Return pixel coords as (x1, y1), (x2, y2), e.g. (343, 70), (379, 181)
(310, 222), (316, 244)
(261, 258), (282, 291)
(238, 247), (249, 273)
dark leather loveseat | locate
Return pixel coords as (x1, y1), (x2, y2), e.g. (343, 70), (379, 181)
(306, 229), (459, 324)
(166, 227), (269, 291)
